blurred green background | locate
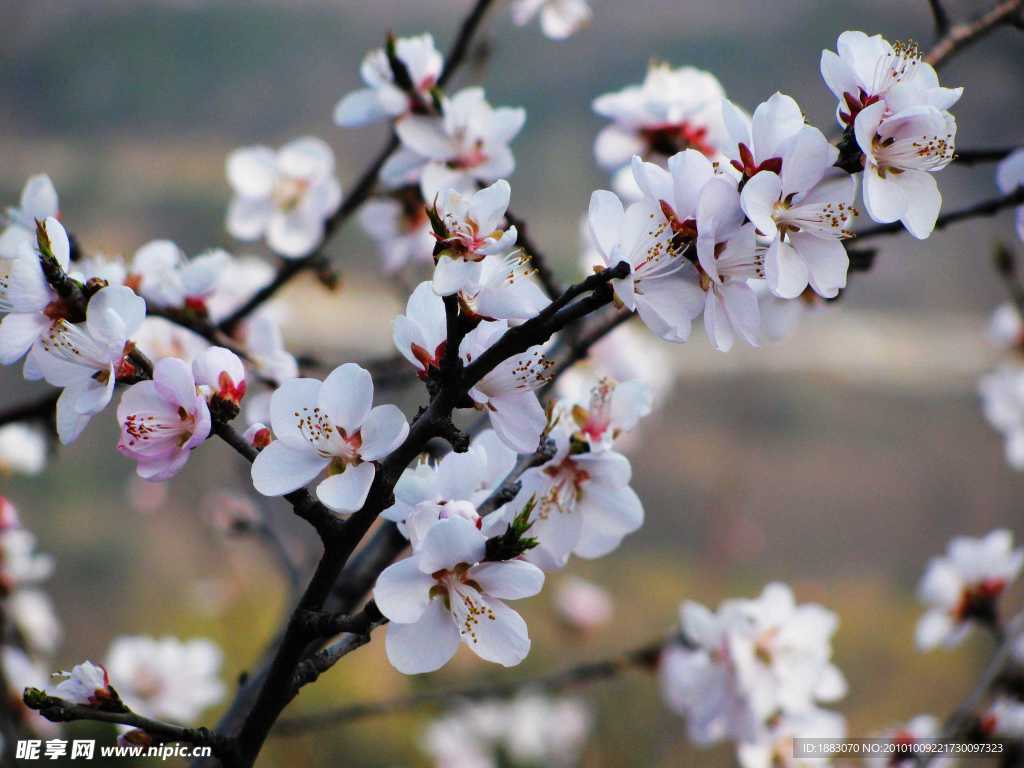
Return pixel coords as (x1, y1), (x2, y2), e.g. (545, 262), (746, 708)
(2, 0), (1023, 764)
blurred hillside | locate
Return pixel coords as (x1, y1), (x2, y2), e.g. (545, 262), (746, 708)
(2, 1), (1024, 765)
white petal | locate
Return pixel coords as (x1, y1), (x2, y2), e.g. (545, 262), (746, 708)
(226, 146), (276, 198)
(897, 170), (941, 240)
(587, 190), (624, 262)
(469, 560), (544, 599)
(764, 239), (810, 299)
(251, 440), (328, 496)
(751, 92), (804, 161)
(791, 233), (848, 299)
(316, 462), (376, 513)
(462, 596), (531, 667)
(269, 378), (322, 448)
(359, 404), (409, 460)
(152, 357), (197, 410)
(385, 599), (460, 674)
(0, 314), (48, 365)
(468, 180), (511, 234)
(862, 168), (905, 225)
(374, 556), (435, 623)
(267, 210), (323, 258)
(635, 272), (704, 343)
(55, 386), (92, 445)
(320, 363), (373, 434)
(488, 391), (545, 453)
(20, 174), (59, 222)
(396, 115), (456, 161)
(433, 255), (482, 296)
(334, 89), (390, 127)
(740, 172), (782, 237)
(418, 516), (487, 572)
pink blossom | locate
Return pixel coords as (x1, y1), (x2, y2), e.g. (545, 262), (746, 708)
(116, 358), (212, 481)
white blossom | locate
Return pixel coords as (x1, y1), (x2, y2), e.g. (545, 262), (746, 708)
(226, 137), (342, 258)
(0, 174), (59, 260)
(251, 363), (409, 513)
(511, 0), (592, 40)
(374, 517), (544, 674)
(335, 34), (443, 127)
(916, 529), (1023, 650)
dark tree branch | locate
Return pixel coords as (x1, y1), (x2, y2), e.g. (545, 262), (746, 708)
(927, 0), (952, 37)
(274, 634), (678, 734)
(856, 188), (1024, 241)
(926, 0), (1023, 68)
(504, 208), (562, 299)
(956, 147), (1021, 165)
(0, 393), (58, 429)
(23, 690), (230, 754)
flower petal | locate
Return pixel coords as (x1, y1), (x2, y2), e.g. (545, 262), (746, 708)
(316, 462), (376, 513)
(385, 599), (460, 674)
(320, 363), (373, 434)
(418, 516), (487, 573)
(251, 441), (328, 497)
(374, 556), (435, 623)
(470, 560), (545, 600)
(359, 404), (409, 460)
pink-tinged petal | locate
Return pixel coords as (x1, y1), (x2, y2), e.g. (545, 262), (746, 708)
(269, 378), (321, 449)
(251, 440), (328, 496)
(488, 391), (545, 453)
(316, 462), (376, 513)
(470, 560), (545, 600)
(739, 171), (781, 237)
(385, 599), (460, 674)
(135, 452), (189, 482)
(764, 239), (810, 299)
(55, 387), (92, 446)
(460, 595), (531, 667)
(226, 146), (277, 197)
(418, 517), (487, 573)
(226, 196), (272, 241)
(587, 190), (624, 262)
(0, 314), (48, 364)
(320, 363), (373, 434)
(334, 89), (390, 127)
(897, 170), (941, 240)
(116, 380), (175, 423)
(862, 169), (905, 225)
(393, 315), (429, 369)
(374, 556), (435, 623)
(152, 357), (198, 410)
(359, 404), (409, 460)
(791, 233), (848, 299)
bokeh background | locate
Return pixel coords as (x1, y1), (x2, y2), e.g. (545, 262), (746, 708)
(2, 0), (1024, 764)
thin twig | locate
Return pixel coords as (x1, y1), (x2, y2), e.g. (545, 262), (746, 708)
(274, 634), (676, 734)
(504, 207), (562, 298)
(925, 0), (1023, 69)
(956, 147), (1021, 165)
(856, 188), (1024, 242)
(0, 393), (58, 428)
(23, 690), (230, 754)
(927, 0), (952, 37)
